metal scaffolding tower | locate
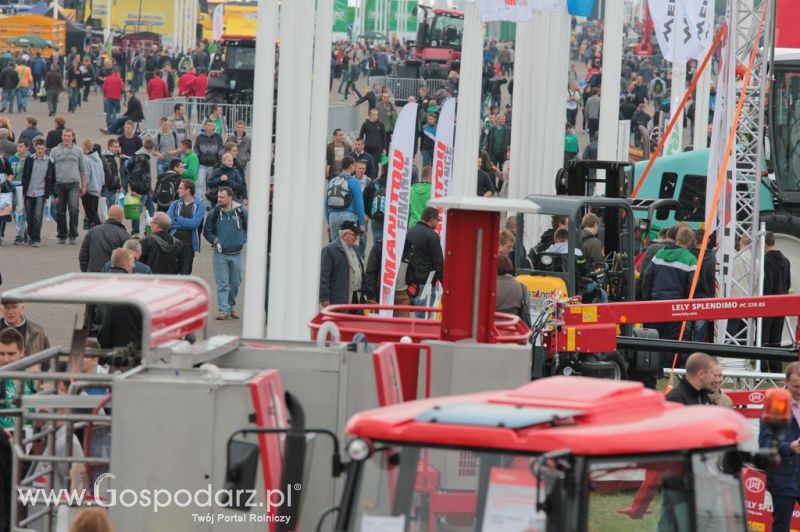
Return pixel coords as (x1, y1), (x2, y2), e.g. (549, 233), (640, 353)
(717, 0), (774, 378)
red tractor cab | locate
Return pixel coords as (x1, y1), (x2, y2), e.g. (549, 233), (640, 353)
(323, 376), (781, 532)
(405, 5), (463, 79)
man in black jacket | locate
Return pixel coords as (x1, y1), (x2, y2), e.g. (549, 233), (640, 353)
(665, 352), (717, 405)
(358, 108), (387, 164)
(78, 205), (130, 272)
(763, 231), (792, 373)
(689, 228), (716, 342)
(319, 221), (364, 307)
(98, 248), (143, 356)
(21, 138), (55, 246)
(353, 84), (380, 110)
(140, 212), (183, 274)
(406, 207), (443, 309)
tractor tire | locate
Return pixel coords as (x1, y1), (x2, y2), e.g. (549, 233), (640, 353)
(598, 352), (627, 380)
(762, 211), (800, 238)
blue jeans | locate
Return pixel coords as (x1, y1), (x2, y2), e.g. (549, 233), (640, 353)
(104, 98), (120, 130)
(2, 88), (14, 112)
(198, 165), (213, 204)
(691, 320), (709, 342)
(24, 195), (45, 243)
(371, 219), (383, 247)
(212, 251), (243, 314)
(12, 185), (25, 241)
(102, 188), (117, 210)
(157, 159), (169, 175)
(15, 87), (28, 112)
(422, 149), (433, 168)
(68, 86), (80, 111)
(328, 210), (356, 242)
(55, 182), (80, 240)
(108, 115), (129, 135)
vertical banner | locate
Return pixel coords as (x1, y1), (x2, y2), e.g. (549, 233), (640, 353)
(707, 0), (737, 305)
(379, 103), (418, 315)
(432, 98), (456, 252)
(212, 4), (225, 41)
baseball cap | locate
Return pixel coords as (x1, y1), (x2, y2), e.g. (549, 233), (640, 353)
(340, 220), (362, 234)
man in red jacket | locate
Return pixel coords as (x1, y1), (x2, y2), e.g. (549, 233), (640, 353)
(178, 66), (197, 97)
(146, 74), (169, 101)
(193, 71), (208, 99)
(102, 67), (124, 132)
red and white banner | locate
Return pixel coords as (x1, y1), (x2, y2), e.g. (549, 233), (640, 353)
(379, 102), (418, 316)
(479, 0), (566, 22)
(431, 98), (455, 252)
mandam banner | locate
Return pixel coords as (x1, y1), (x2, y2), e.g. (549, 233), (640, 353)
(432, 97), (456, 252)
(379, 102), (418, 316)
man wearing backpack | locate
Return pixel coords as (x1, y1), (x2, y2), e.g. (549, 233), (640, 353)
(126, 137), (155, 237)
(50, 128), (86, 244)
(362, 169), (386, 246)
(203, 186), (247, 320)
(167, 179), (205, 274)
(325, 157), (365, 243)
(194, 119), (223, 203)
(154, 117), (180, 175)
(154, 159), (183, 212)
(139, 212), (183, 274)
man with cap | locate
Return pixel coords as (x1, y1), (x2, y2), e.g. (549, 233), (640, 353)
(319, 220), (364, 307)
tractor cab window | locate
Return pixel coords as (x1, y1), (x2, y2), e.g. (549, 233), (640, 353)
(771, 65), (800, 193)
(226, 45), (256, 70)
(586, 450), (745, 531)
(678, 175), (706, 222)
(351, 445), (546, 531)
(429, 15), (463, 48)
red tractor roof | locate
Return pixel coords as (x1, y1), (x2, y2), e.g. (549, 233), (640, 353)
(346, 377), (751, 455)
(0, 273), (209, 351)
(432, 7), (464, 17)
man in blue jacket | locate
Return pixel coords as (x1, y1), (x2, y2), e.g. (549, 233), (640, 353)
(167, 179), (206, 274)
(203, 186), (247, 320)
(325, 157), (365, 242)
(761, 362), (800, 532)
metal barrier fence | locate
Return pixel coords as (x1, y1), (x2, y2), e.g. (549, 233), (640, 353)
(368, 76), (452, 103)
(0, 346), (116, 532)
(144, 98), (360, 139)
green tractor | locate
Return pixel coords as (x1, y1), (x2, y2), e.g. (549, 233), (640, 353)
(633, 48), (800, 291)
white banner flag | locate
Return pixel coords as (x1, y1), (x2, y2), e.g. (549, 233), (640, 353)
(705, 1), (736, 241)
(212, 4), (225, 42)
(648, 0), (696, 64)
(479, 0), (566, 23)
(683, 0), (714, 59)
(379, 103), (418, 316)
(431, 98), (456, 252)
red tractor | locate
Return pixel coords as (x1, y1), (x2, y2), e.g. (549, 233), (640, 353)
(399, 5), (463, 79)
(269, 372), (789, 531)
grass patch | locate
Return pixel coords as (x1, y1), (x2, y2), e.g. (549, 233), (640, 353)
(588, 491), (660, 532)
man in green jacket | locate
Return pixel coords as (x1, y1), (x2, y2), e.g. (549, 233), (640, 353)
(408, 166), (432, 228)
(180, 138), (199, 184)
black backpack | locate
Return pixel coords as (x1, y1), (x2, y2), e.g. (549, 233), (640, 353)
(101, 154), (120, 191)
(369, 180), (386, 221)
(126, 153), (151, 195)
(326, 174), (352, 209)
(154, 172), (178, 209)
